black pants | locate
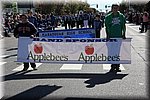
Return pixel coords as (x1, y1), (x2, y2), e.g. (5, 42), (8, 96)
(88, 21), (92, 28)
(64, 22), (67, 29)
(23, 62), (36, 70)
(79, 20), (83, 28)
(141, 22), (148, 32)
(68, 22), (71, 29)
(76, 21), (80, 28)
(95, 29), (100, 38)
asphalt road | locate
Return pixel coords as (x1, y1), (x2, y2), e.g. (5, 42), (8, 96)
(0, 24), (149, 100)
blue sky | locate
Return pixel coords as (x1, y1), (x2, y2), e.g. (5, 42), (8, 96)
(87, 0), (122, 12)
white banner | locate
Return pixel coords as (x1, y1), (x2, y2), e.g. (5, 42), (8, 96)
(17, 37), (131, 64)
(39, 28), (95, 38)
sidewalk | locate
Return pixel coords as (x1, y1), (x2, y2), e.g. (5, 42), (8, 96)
(126, 23), (140, 33)
(126, 23), (148, 65)
(126, 23), (149, 36)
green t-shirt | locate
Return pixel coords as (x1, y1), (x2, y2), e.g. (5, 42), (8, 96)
(105, 12), (126, 38)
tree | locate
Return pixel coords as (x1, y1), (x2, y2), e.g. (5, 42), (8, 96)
(35, 1), (90, 15)
(2, 2), (12, 8)
(119, 3), (127, 14)
(145, 1), (150, 13)
(63, 2), (78, 14)
(119, 1), (148, 13)
(131, 3), (145, 12)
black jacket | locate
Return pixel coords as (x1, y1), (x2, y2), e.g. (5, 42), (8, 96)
(14, 21), (37, 37)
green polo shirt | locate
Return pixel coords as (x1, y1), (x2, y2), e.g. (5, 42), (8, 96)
(105, 12), (126, 38)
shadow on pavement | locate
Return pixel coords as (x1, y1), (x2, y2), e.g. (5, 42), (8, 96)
(3, 72), (128, 100)
(2, 54), (17, 59)
(84, 71), (128, 88)
(4, 85), (62, 100)
(3, 71), (128, 85)
(6, 47), (18, 51)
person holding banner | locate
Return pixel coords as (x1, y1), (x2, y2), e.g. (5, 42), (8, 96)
(105, 4), (126, 72)
(94, 14), (102, 38)
(14, 14), (38, 71)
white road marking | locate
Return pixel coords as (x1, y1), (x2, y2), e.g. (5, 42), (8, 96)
(0, 55), (9, 58)
(12, 63), (42, 71)
(103, 64), (125, 70)
(60, 64), (83, 70)
(128, 25), (146, 35)
(0, 62), (7, 66)
(139, 33), (146, 35)
(139, 83), (144, 85)
(130, 26), (140, 32)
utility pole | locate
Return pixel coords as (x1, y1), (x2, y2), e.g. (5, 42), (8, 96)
(129, 0), (131, 11)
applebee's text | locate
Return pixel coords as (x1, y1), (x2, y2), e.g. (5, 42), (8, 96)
(78, 52), (120, 63)
(27, 51), (68, 62)
(17, 37), (131, 64)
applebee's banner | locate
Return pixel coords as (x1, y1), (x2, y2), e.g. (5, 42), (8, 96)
(17, 37), (132, 64)
(39, 28), (95, 38)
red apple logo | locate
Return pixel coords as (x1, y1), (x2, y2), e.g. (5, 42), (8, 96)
(34, 43), (43, 54)
(85, 44), (94, 55)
